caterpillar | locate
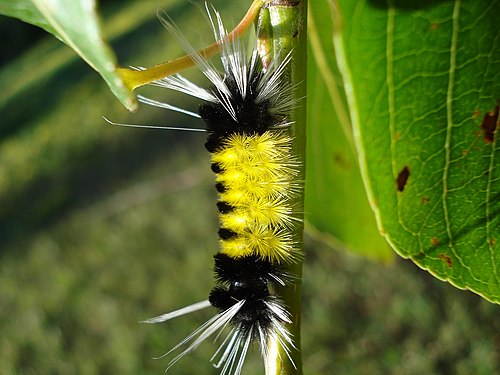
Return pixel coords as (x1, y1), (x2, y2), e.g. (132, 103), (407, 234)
(137, 5), (302, 375)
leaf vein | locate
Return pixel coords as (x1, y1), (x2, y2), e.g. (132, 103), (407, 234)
(443, 0), (480, 282)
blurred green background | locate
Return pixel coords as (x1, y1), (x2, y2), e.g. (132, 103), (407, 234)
(0, 0), (498, 374)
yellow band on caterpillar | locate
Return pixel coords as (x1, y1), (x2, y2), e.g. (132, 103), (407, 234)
(213, 131), (299, 263)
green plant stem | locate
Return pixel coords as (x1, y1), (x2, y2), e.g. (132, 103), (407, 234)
(264, 1), (307, 374)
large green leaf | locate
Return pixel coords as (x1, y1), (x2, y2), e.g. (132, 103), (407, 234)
(0, 0), (137, 110)
(329, 0), (499, 302)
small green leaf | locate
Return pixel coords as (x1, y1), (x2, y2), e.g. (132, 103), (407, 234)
(0, 0), (137, 110)
(307, 1), (393, 261)
(334, 0), (499, 302)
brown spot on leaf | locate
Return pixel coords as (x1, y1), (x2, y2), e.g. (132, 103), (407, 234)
(332, 152), (350, 170)
(489, 238), (496, 247)
(420, 196), (430, 205)
(396, 166), (410, 192)
(438, 253), (453, 268)
(431, 237), (440, 246)
(481, 105), (498, 143)
(462, 149), (469, 156)
(472, 109), (481, 119)
(431, 22), (440, 31)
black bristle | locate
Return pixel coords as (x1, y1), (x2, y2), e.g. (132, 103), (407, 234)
(215, 182), (226, 193)
(211, 163), (223, 173)
(198, 70), (281, 152)
(208, 276), (285, 340)
(204, 134), (223, 153)
(218, 228), (237, 240)
(212, 253), (287, 285)
(208, 286), (235, 311)
(216, 201), (234, 214)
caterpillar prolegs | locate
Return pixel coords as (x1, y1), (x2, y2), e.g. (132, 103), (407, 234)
(140, 5), (302, 374)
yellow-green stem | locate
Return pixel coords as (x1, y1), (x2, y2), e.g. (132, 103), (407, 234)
(264, 1), (307, 374)
(117, 0), (265, 90)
